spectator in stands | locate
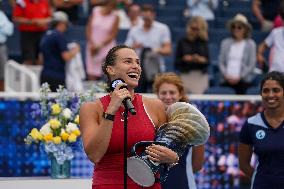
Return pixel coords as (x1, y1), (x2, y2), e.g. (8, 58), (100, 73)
(12, 0), (52, 65)
(40, 11), (80, 92)
(118, 3), (143, 29)
(257, 1), (284, 73)
(174, 16), (209, 94)
(252, 0), (282, 32)
(51, 0), (83, 24)
(218, 14), (256, 94)
(0, 3), (14, 91)
(116, 0), (133, 29)
(86, 0), (118, 81)
(125, 4), (172, 93)
(90, 0), (138, 29)
(126, 3), (143, 28)
(152, 72), (205, 189)
(184, 0), (218, 21)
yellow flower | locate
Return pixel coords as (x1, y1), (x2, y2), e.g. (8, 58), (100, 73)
(68, 133), (77, 143)
(72, 129), (81, 137)
(74, 115), (79, 124)
(61, 130), (69, 141)
(30, 128), (43, 141)
(53, 136), (62, 144)
(49, 119), (61, 129)
(44, 133), (53, 142)
(51, 104), (61, 115)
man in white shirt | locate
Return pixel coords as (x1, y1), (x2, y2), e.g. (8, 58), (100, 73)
(257, 1), (284, 72)
(125, 4), (172, 92)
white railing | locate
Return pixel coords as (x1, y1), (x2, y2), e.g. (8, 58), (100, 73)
(4, 60), (42, 92)
(0, 92), (261, 102)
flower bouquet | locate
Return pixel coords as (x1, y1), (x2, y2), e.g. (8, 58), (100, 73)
(24, 83), (95, 178)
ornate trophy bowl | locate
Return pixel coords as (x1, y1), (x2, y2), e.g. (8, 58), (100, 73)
(127, 102), (210, 187)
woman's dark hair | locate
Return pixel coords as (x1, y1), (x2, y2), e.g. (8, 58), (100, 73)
(260, 71), (284, 92)
(102, 45), (134, 91)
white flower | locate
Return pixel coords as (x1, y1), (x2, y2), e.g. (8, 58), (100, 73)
(66, 122), (78, 133)
(39, 123), (52, 135)
(62, 108), (72, 119)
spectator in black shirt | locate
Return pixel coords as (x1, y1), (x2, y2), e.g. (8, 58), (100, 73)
(174, 16), (209, 94)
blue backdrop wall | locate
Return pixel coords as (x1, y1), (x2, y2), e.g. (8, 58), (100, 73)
(0, 99), (262, 189)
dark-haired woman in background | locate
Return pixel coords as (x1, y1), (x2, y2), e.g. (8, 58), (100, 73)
(79, 45), (179, 189)
(239, 71), (284, 188)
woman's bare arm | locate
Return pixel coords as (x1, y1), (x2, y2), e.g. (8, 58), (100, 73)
(238, 143), (254, 178)
(192, 145), (205, 172)
(79, 101), (114, 163)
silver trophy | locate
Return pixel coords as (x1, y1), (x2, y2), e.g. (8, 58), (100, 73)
(127, 102), (210, 187)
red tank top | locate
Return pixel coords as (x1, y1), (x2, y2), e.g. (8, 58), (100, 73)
(92, 94), (161, 189)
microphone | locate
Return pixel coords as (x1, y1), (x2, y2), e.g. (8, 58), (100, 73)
(111, 79), (136, 115)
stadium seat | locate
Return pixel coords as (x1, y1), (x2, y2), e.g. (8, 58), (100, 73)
(66, 25), (86, 42)
(223, 0), (251, 9)
(204, 86), (236, 94)
(209, 29), (230, 44)
(116, 29), (129, 44)
(157, 16), (184, 28)
(252, 31), (269, 44)
(171, 27), (185, 42)
(208, 64), (220, 87)
(246, 86), (260, 95)
(156, 7), (183, 18)
(214, 17), (229, 28)
(164, 0), (186, 6)
(220, 8), (253, 19)
(209, 43), (219, 65)
(133, 0), (158, 6)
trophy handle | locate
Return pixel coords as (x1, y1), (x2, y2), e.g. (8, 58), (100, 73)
(130, 141), (153, 157)
(130, 141), (168, 157)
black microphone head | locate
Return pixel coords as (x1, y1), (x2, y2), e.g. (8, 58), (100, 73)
(111, 78), (127, 91)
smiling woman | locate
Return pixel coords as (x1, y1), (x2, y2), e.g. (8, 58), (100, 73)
(153, 72), (205, 189)
(238, 71), (284, 189)
(79, 45), (179, 189)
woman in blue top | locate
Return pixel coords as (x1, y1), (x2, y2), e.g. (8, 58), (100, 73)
(153, 72), (205, 189)
(239, 71), (284, 189)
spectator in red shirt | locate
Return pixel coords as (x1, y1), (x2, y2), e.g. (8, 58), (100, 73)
(13, 0), (52, 65)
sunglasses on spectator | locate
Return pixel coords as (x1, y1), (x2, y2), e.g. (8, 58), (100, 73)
(232, 25), (244, 30)
(190, 27), (200, 31)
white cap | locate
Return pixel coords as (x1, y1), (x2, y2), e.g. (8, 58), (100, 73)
(228, 13), (252, 31)
(53, 11), (69, 23)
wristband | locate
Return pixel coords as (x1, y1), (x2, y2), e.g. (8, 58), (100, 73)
(102, 112), (115, 121)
